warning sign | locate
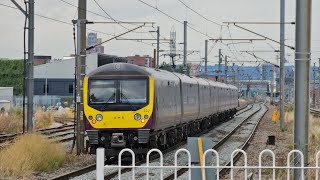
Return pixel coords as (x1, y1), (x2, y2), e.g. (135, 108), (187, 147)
(272, 110), (279, 123)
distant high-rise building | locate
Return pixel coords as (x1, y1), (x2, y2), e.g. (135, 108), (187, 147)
(86, 32), (105, 54)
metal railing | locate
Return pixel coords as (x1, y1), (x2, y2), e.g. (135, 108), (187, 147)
(96, 148), (320, 180)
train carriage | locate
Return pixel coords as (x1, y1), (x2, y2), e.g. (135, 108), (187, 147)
(83, 63), (238, 156)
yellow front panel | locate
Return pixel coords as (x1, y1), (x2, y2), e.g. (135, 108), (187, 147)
(83, 76), (154, 129)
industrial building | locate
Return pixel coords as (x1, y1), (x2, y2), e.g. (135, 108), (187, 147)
(34, 53), (127, 96)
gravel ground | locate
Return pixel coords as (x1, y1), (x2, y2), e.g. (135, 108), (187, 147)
(96, 103), (261, 180)
(29, 102), (256, 180)
(224, 103), (292, 179)
(177, 103), (267, 179)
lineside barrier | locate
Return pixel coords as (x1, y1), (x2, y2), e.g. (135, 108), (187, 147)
(96, 148), (320, 180)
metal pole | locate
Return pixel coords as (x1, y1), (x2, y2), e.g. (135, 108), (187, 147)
(294, 0), (311, 178)
(76, 0), (86, 155)
(45, 64), (48, 107)
(218, 49), (221, 81)
(27, 0), (34, 132)
(313, 62), (316, 108)
(319, 58), (320, 108)
(232, 63), (235, 85)
(183, 21), (187, 74)
(224, 56), (228, 83)
(204, 40), (208, 75)
(279, 0), (285, 131)
(153, 49), (156, 68)
(237, 66), (240, 106)
(156, 26), (160, 69)
(271, 66), (275, 104)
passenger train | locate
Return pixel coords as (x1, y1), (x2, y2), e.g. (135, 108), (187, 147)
(83, 63), (238, 156)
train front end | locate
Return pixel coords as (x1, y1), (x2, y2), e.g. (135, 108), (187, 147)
(83, 63), (154, 156)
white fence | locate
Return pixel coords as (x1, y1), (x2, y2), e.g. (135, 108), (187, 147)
(96, 148), (320, 180)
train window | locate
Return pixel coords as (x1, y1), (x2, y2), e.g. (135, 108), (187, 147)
(89, 80), (116, 104)
(120, 80), (147, 104)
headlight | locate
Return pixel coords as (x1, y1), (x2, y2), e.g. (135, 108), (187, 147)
(96, 114), (103, 121)
(134, 113), (141, 120)
(144, 114), (149, 119)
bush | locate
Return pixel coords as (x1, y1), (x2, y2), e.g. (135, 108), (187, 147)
(284, 111), (294, 123)
(35, 107), (53, 129)
(0, 133), (66, 178)
(0, 107), (23, 133)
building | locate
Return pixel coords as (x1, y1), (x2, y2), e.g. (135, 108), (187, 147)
(34, 53), (127, 96)
(0, 87), (13, 103)
(188, 63), (201, 76)
(86, 32), (105, 54)
(34, 55), (51, 65)
(127, 55), (155, 68)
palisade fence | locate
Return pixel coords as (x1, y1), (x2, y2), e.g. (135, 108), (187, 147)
(0, 96), (74, 108)
(96, 148), (320, 180)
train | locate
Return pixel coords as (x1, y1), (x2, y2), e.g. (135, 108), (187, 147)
(83, 63), (238, 156)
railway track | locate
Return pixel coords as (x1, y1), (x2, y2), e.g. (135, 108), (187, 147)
(310, 108), (320, 117)
(162, 103), (267, 180)
(96, 103), (264, 179)
(50, 103), (256, 180)
(0, 123), (75, 149)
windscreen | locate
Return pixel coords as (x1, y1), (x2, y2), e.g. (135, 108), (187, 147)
(89, 79), (147, 105)
(119, 80), (147, 104)
(89, 80), (116, 104)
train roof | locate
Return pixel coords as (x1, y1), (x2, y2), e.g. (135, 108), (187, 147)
(86, 62), (153, 77)
(87, 63), (237, 89)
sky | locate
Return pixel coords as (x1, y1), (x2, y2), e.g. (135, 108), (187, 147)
(0, 0), (319, 66)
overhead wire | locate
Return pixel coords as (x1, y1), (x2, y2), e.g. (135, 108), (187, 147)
(0, 2), (156, 48)
(59, 0), (112, 20)
(93, 0), (151, 34)
(137, 0), (214, 39)
(176, 0), (221, 26)
(59, 0), (159, 45)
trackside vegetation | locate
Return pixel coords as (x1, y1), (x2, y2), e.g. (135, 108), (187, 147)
(0, 133), (66, 178)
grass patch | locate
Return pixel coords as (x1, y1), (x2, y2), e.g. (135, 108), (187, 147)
(308, 115), (320, 179)
(35, 107), (53, 129)
(0, 107), (23, 133)
(0, 133), (66, 179)
(284, 111), (294, 123)
(51, 107), (75, 125)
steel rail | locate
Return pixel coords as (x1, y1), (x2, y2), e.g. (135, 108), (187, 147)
(50, 103), (256, 180)
(164, 102), (266, 179)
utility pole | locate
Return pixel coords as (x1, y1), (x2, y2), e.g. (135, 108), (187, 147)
(237, 66), (241, 106)
(319, 58), (320, 108)
(294, 0), (311, 178)
(156, 26), (160, 69)
(26, 0), (35, 132)
(232, 63), (235, 85)
(271, 66), (275, 104)
(204, 40), (208, 75)
(218, 49), (222, 82)
(153, 49), (156, 68)
(76, 0), (86, 155)
(224, 56), (228, 83)
(313, 62), (316, 108)
(279, 0), (285, 131)
(183, 21), (187, 74)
